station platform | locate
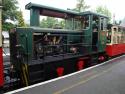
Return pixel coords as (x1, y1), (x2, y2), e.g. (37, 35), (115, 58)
(5, 55), (125, 94)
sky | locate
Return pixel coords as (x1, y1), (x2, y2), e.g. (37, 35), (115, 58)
(17, 0), (125, 23)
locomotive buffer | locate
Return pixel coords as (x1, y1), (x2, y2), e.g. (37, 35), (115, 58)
(6, 55), (125, 94)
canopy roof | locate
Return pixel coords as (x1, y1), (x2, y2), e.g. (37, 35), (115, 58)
(25, 2), (78, 18)
(80, 11), (108, 18)
(26, 3), (108, 19)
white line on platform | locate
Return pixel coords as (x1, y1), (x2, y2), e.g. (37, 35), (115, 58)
(5, 55), (125, 94)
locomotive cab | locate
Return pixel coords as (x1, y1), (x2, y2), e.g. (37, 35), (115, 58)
(80, 11), (108, 53)
(78, 11), (108, 63)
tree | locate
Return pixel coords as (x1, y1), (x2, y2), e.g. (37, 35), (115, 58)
(96, 6), (111, 22)
(40, 18), (48, 28)
(59, 20), (65, 29)
(76, 0), (90, 12)
(2, 0), (21, 30)
(2, 22), (14, 31)
(67, 0), (90, 12)
(16, 10), (26, 27)
(40, 17), (58, 28)
(40, 17), (65, 29)
(70, 0), (90, 12)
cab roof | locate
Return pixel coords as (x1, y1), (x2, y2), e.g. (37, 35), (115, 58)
(79, 11), (108, 18)
(25, 2), (108, 19)
(25, 2), (78, 18)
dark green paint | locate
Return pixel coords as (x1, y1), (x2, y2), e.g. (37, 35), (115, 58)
(30, 9), (40, 26)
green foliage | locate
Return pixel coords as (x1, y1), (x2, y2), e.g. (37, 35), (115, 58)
(40, 17), (62, 28)
(2, 0), (19, 30)
(2, 0), (25, 30)
(16, 11), (26, 27)
(59, 20), (65, 29)
(96, 6), (111, 22)
(40, 17), (50, 28)
(2, 0), (18, 22)
(2, 23), (15, 31)
(72, 0), (90, 12)
(25, 23), (30, 27)
(76, 0), (90, 12)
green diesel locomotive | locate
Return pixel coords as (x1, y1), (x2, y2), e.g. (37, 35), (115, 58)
(9, 2), (108, 88)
